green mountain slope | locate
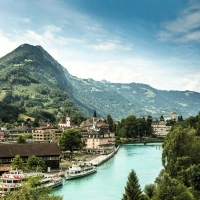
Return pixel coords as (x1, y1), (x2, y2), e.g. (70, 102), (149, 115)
(0, 44), (199, 121)
(63, 73), (200, 119)
(0, 44), (81, 122)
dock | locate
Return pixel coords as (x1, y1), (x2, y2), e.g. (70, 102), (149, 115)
(87, 146), (120, 166)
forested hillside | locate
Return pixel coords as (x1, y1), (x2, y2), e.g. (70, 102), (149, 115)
(0, 44), (83, 124)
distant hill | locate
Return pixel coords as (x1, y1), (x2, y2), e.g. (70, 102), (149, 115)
(0, 44), (199, 121)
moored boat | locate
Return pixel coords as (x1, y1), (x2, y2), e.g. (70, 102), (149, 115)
(0, 169), (24, 197)
(39, 174), (63, 188)
(65, 164), (97, 180)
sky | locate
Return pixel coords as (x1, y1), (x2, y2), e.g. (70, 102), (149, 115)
(0, 0), (200, 92)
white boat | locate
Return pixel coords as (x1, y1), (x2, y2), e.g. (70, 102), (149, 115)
(39, 174), (63, 188)
(1, 169), (25, 180)
(0, 169), (24, 197)
(65, 164), (97, 180)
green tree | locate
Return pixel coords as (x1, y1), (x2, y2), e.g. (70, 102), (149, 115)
(146, 115), (153, 136)
(17, 135), (26, 144)
(107, 114), (114, 132)
(11, 155), (23, 170)
(59, 128), (82, 155)
(136, 117), (146, 137)
(144, 183), (156, 199)
(187, 164), (200, 191)
(122, 169), (142, 200)
(153, 170), (194, 200)
(26, 155), (45, 172)
(3, 184), (62, 200)
(196, 112), (200, 136)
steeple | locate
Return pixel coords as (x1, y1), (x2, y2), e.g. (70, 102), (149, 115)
(66, 113), (70, 127)
(160, 115), (165, 121)
(93, 109), (97, 118)
(93, 109), (97, 123)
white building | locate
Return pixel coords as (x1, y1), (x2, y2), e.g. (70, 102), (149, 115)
(80, 111), (115, 154)
(152, 115), (171, 136)
(58, 115), (71, 128)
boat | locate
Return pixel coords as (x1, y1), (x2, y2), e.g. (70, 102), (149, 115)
(38, 174), (63, 188)
(65, 164), (97, 180)
(0, 169), (24, 197)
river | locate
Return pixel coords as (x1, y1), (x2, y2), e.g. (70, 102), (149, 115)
(53, 143), (163, 200)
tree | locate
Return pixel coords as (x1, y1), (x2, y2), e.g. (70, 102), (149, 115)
(3, 183), (63, 200)
(144, 184), (156, 199)
(107, 114), (114, 132)
(125, 115), (138, 138)
(122, 169), (142, 200)
(146, 115), (153, 136)
(153, 170), (194, 200)
(187, 164), (200, 191)
(17, 135), (26, 144)
(11, 155), (23, 170)
(59, 128), (82, 154)
(26, 155), (45, 172)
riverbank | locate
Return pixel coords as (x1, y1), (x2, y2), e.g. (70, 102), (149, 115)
(60, 146), (120, 168)
(87, 146), (120, 166)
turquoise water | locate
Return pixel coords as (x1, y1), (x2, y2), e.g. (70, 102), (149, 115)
(53, 143), (163, 200)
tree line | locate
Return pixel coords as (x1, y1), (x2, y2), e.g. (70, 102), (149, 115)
(107, 114), (154, 138)
(122, 112), (200, 199)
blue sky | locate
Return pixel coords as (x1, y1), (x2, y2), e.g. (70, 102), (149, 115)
(0, 0), (200, 92)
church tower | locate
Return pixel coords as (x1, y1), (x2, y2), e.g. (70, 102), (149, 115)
(66, 114), (71, 127)
(93, 109), (97, 123)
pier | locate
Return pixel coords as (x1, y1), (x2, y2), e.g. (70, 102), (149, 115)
(87, 146), (120, 166)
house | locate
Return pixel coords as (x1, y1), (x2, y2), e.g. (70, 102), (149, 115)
(9, 126), (34, 134)
(151, 115), (172, 136)
(0, 143), (62, 173)
(80, 110), (115, 154)
(58, 115), (74, 128)
(32, 125), (63, 143)
(0, 131), (9, 141)
(0, 132), (4, 140)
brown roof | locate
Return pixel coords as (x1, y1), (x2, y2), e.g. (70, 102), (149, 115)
(0, 132), (4, 136)
(80, 119), (109, 128)
(0, 164), (10, 172)
(0, 143), (62, 158)
(9, 126), (34, 131)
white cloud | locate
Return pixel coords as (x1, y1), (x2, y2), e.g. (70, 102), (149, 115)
(88, 41), (132, 51)
(173, 74), (200, 92)
(158, 3), (200, 43)
(61, 58), (165, 86)
(0, 30), (21, 57)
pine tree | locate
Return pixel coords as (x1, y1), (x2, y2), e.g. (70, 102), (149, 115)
(122, 169), (142, 200)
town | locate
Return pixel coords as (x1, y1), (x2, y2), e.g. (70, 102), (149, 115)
(0, 110), (178, 174)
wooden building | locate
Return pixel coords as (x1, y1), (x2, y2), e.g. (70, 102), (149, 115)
(0, 143), (62, 173)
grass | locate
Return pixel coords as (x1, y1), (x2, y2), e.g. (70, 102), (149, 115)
(18, 114), (35, 122)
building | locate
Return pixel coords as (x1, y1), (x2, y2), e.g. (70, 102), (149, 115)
(151, 115), (171, 136)
(32, 125), (63, 143)
(170, 112), (177, 121)
(0, 130), (9, 141)
(58, 115), (72, 128)
(0, 143), (62, 173)
(80, 111), (115, 154)
(9, 126), (34, 134)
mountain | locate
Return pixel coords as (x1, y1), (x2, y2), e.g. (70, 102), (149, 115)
(0, 44), (200, 121)
(0, 44), (81, 122)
